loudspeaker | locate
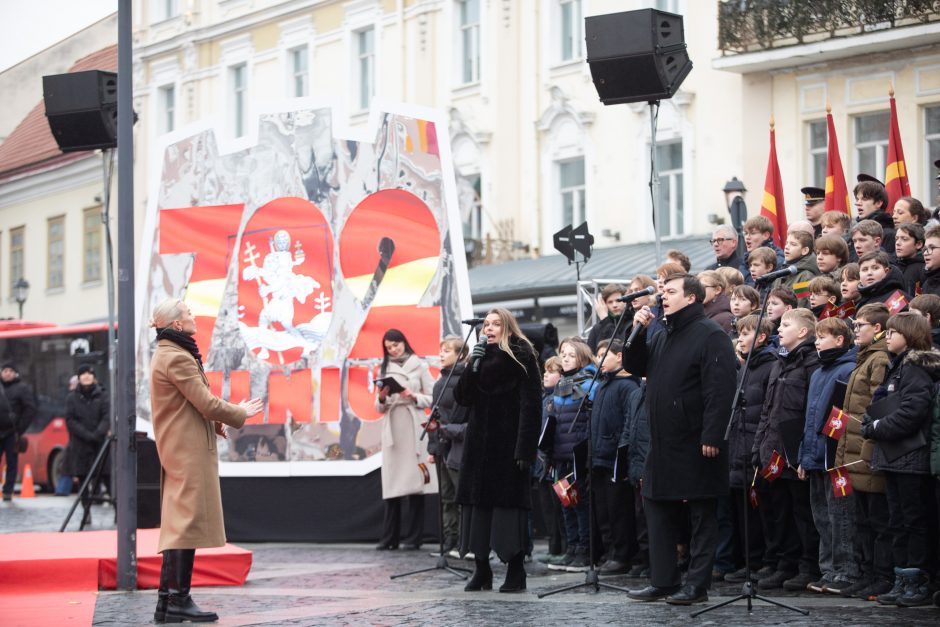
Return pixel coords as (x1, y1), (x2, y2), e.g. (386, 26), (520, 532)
(136, 433), (162, 529)
(585, 9), (692, 105)
(42, 70), (118, 152)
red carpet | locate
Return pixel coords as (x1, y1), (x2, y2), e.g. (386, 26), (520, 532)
(0, 529), (252, 626)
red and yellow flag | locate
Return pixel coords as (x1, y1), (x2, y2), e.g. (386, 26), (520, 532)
(885, 89), (910, 214)
(819, 301), (856, 320)
(761, 118), (789, 248)
(824, 106), (851, 215)
(829, 466), (854, 498)
(823, 407), (850, 441)
(886, 289), (908, 315)
(760, 450), (785, 482)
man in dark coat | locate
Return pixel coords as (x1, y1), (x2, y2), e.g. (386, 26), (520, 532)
(706, 225), (744, 272)
(63, 364), (110, 515)
(0, 361), (37, 501)
(622, 273), (737, 605)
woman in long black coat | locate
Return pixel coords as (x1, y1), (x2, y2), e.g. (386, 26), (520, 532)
(454, 308), (542, 593)
(63, 364), (110, 504)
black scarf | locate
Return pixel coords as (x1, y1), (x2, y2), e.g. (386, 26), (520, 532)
(156, 327), (203, 367)
(817, 345), (850, 367)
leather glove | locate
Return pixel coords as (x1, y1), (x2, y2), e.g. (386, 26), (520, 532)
(471, 342), (486, 362)
(750, 451), (761, 469)
(516, 459), (531, 473)
(860, 420), (876, 440)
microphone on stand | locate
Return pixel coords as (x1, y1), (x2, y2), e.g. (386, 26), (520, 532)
(461, 317), (486, 326)
(754, 265), (798, 284)
(615, 286), (656, 303)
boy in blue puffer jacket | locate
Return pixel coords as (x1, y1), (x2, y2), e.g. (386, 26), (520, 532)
(546, 337), (597, 573)
(590, 338), (640, 575)
(797, 317), (858, 594)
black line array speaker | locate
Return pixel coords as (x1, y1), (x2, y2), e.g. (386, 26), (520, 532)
(42, 70), (118, 152)
(585, 9), (692, 105)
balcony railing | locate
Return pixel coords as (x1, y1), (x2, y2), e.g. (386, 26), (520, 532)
(718, 0), (940, 55)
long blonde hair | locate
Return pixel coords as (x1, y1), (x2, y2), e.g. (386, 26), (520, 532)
(486, 308), (534, 371)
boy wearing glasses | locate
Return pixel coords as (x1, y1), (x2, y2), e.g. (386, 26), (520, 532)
(919, 225), (940, 297)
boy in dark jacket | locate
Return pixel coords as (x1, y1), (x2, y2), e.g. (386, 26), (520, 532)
(797, 318), (858, 593)
(856, 251), (909, 310)
(621, 380), (650, 577)
(536, 356), (565, 564)
(752, 308), (821, 590)
(590, 339), (640, 574)
(430, 336), (470, 554)
(861, 313), (940, 606)
(724, 314), (775, 584)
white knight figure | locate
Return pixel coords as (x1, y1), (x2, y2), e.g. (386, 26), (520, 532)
(243, 229), (318, 330)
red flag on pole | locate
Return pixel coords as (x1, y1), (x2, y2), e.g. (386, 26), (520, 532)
(761, 117), (789, 248)
(749, 468), (760, 509)
(885, 88), (910, 214)
(760, 450), (785, 482)
(824, 104), (851, 215)
(823, 407), (850, 441)
(829, 466), (854, 498)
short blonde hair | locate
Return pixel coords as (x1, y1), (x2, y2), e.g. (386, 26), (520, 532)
(781, 307), (817, 332)
(544, 356), (562, 373)
(440, 335), (468, 359)
(151, 298), (186, 329)
(716, 266), (744, 288)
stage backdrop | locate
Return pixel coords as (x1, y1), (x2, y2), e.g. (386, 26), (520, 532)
(136, 103), (473, 482)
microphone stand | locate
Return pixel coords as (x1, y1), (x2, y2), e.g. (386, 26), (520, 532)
(538, 307), (635, 598)
(692, 283), (808, 618)
(390, 323), (478, 581)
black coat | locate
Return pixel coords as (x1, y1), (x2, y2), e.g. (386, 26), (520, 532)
(893, 254), (924, 296)
(590, 371), (640, 470)
(867, 210), (896, 253)
(868, 350), (940, 475)
(729, 346), (776, 488)
(429, 363), (470, 470)
(618, 382), (649, 486)
(621, 302), (737, 500)
(921, 266), (940, 297)
(855, 267), (908, 310)
(707, 250), (744, 273)
(63, 384), (110, 476)
(753, 338), (820, 476)
(0, 377), (36, 439)
(454, 338), (542, 509)
(586, 312), (631, 353)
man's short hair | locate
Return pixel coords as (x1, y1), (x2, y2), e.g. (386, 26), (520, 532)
(821, 210), (851, 230)
(781, 307), (817, 332)
(748, 247), (777, 269)
(896, 223), (926, 245)
(664, 272), (705, 304)
(731, 284), (761, 309)
(716, 266), (745, 288)
(736, 313), (775, 338)
(712, 225), (738, 241)
(855, 302), (890, 330)
(743, 215), (774, 235)
(816, 317), (853, 345)
(814, 235), (849, 265)
(853, 180), (889, 211)
(665, 249), (692, 272)
(851, 219), (884, 239)
(597, 338), (625, 355)
(787, 230), (814, 250)
(768, 286), (798, 309)
(809, 276), (840, 300)
(909, 294), (940, 328)
(840, 262), (860, 282)
(857, 251), (891, 269)
(600, 283), (627, 301)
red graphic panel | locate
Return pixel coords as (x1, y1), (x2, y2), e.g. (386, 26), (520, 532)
(318, 367), (341, 423)
(206, 371), (223, 398)
(348, 306), (442, 360)
(237, 197), (334, 366)
(268, 369), (313, 425)
(347, 366), (383, 422)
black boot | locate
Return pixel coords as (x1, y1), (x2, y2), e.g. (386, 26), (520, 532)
(165, 549), (219, 623)
(876, 567), (906, 605)
(464, 557), (493, 591)
(499, 553), (526, 593)
(898, 568), (931, 607)
(153, 551), (172, 623)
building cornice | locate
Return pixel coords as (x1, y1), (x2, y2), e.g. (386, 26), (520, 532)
(0, 154), (103, 208)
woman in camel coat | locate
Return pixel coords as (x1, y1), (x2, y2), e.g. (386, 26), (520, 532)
(149, 298), (262, 624)
(374, 328), (436, 550)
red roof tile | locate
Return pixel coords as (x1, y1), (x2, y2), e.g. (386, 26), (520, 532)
(0, 45), (117, 179)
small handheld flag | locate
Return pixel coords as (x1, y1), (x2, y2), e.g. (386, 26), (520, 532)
(819, 301), (856, 320)
(823, 407), (850, 441)
(749, 468), (760, 509)
(829, 466), (854, 498)
(793, 281), (811, 300)
(761, 450), (785, 482)
(885, 290), (908, 315)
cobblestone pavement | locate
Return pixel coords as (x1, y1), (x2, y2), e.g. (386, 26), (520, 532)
(4, 496), (939, 626)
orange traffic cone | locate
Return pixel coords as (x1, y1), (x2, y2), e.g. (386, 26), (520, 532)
(20, 463), (35, 498)
(0, 464), (5, 491)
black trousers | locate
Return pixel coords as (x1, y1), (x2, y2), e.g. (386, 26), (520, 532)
(0, 433), (18, 496)
(634, 488), (649, 566)
(730, 487), (765, 568)
(379, 495), (424, 547)
(767, 479), (819, 575)
(591, 468), (637, 562)
(884, 472), (932, 569)
(854, 490), (892, 582)
(644, 497), (718, 590)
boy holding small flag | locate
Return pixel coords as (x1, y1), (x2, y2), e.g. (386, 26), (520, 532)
(773, 231), (820, 308)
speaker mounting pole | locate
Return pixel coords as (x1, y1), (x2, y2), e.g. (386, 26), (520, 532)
(648, 100), (662, 266)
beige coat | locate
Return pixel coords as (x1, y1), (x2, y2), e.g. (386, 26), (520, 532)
(375, 354), (438, 499)
(150, 340), (247, 551)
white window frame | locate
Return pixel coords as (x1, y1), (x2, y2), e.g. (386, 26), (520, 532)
(230, 63), (248, 138)
(279, 17), (315, 100)
(354, 28), (375, 111)
(557, 158), (586, 229)
(288, 46), (310, 98)
(158, 84), (176, 134)
(82, 207), (102, 285)
(151, 0), (179, 24)
(853, 111), (889, 183)
(47, 215), (65, 291)
(219, 34), (253, 141)
(456, 0), (481, 85)
(925, 104), (940, 202)
(807, 119), (827, 187)
(653, 140), (685, 238)
(558, 0), (583, 64)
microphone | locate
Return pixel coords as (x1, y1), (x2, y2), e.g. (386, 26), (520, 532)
(754, 265), (798, 284)
(472, 337), (488, 374)
(624, 321), (644, 349)
(462, 317), (486, 326)
(616, 286), (656, 303)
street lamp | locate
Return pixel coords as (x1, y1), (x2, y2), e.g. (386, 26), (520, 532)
(723, 177), (748, 257)
(13, 278), (29, 320)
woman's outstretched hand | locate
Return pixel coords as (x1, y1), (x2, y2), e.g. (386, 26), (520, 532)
(238, 398), (264, 417)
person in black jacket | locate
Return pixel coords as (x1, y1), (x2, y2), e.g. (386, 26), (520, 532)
(854, 179), (895, 253)
(63, 364), (110, 515)
(622, 273), (737, 605)
(919, 224), (940, 297)
(723, 314), (776, 584)
(621, 381), (651, 577)
(586, 283), (629, 352)
(590, 339), (640, 575)
(428, 336), (469, 555)
(455, 308), (542, 593)
(892, 224), (925, 296)
(0, 361), (37, 501)
(856, 252), (909, 310)
(752, 308), (821, 591)
(861, 313), (940, 607)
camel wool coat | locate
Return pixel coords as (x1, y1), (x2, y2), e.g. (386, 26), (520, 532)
(375, 354), (437, 499)
(150, 339), (247, 552)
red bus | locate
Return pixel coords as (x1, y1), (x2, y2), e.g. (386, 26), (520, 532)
(0, 320), (110, 491)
